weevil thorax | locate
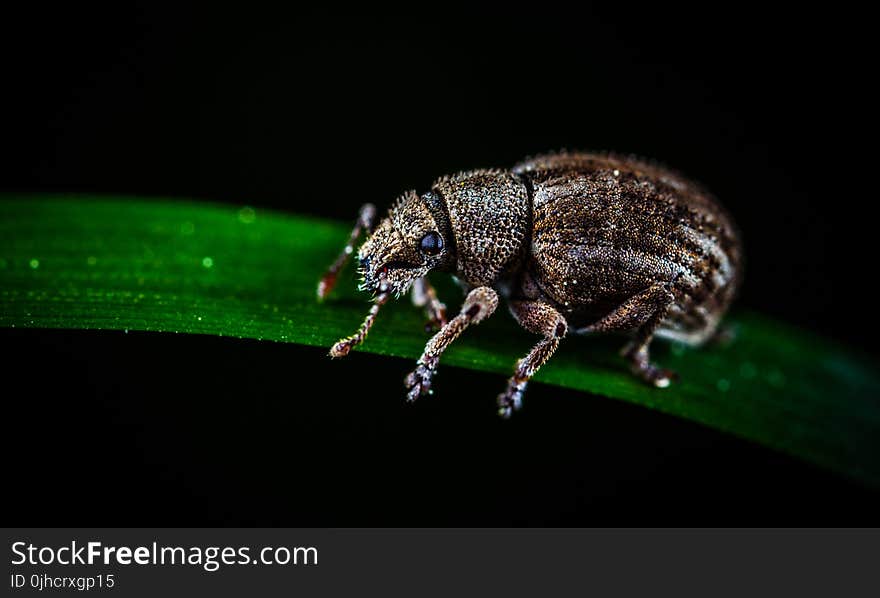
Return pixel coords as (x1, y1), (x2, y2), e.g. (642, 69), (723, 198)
(357, 190), (454, 297)
(431, 169), (531, 286)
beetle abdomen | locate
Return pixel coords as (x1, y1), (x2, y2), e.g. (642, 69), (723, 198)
(516, 152), (742, 345)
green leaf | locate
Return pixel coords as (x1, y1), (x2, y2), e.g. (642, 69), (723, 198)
(2, 195), (879, 486)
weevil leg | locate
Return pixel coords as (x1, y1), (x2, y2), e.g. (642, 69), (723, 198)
(497, 301), (568, 418)
(404, 286), (498, 402)
(317, 203), (377, 300)
(411, 277), (447, 332)
(580, 281), (677, 388)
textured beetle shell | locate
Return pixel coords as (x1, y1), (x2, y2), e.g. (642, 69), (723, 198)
(513, 152), (742, 344)
(432, 170), (531, 287)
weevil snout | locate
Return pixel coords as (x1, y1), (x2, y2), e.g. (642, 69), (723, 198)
(320, 188), (454, 356)
(354, 191), (451, 297)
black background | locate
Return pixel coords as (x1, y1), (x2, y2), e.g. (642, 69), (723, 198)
(1, 3), (877, 524)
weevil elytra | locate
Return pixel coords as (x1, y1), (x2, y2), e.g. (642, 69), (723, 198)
(317, 151), (742, 417)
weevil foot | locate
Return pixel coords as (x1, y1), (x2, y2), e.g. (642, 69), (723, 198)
(497, 379), (527, 419)
(623, 346), (678, 388)
(411, 278), (448, 332)
(633, 364), (679, 388)
(404, 359), (437, 402)
(329, 338), (354, 358)
(423, 303), (448, 333)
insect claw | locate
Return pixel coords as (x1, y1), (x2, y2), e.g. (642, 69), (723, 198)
(329, 340), (352, 358)
(406, 386), (421, 403)
(404, 360), (435, 402)
(497, 380), (526, 418)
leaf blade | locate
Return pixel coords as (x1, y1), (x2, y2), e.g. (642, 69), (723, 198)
(2, 195), (879, 486)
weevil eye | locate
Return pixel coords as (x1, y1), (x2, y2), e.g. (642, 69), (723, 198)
(418, 231), (443, 256)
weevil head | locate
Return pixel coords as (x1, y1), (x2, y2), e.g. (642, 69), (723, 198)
(357, 190), (452, 297)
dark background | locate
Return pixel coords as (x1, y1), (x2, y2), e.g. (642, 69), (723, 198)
(1, 3), (877, 524)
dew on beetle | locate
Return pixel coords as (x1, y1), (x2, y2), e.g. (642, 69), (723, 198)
(29, 258), (40, 269)
(202, 256), (214, 268)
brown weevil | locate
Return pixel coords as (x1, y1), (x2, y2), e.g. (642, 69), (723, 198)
(317, 151), (742, 417)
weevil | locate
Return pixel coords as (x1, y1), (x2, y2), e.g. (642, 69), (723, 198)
(317, 151), (742, 417)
